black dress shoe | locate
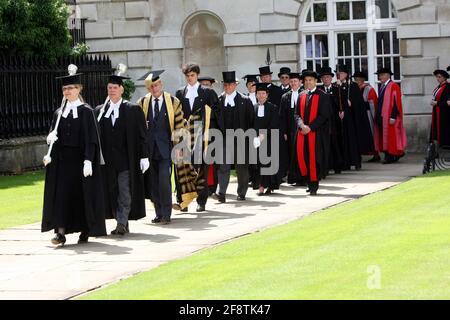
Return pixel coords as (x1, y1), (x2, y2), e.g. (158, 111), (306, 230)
(306, 188), (311, 193)
(151, 217), (162, 224)
(217, 194), (226, 203)
(51, 233), (66, 246)
(78, 232), (89, 244)
(334, 170), (342, 174)
(355, 164), (362, 171)
(180, 207), (188, 212)
(310, 190), (318, 196)
(196, 204), (206, 212)
(236, 195), (246, 201)
(161, 217), (171, 225)
(264, 188), (273, 195)
(367, 155), (381, 162)
(111, 223), (127, 235)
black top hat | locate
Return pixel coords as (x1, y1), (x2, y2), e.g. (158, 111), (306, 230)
(278, 67), (291, 77)
(243, 74), (259, 83)
(318, 66), (335, 77)
(352, 70), (368, 80)
(301, 70), (319, 80)
(222, 71), (239, 83)
(374, 67), (394, 75)
(433, 69), (450, 79)
(289, 72), (301, 80)
(253, 83), (270, 92)
(259, 66), (273, 76)
(198, 76), (216, 84)
(56, 64), (83, 86)
(335, 65), (350, 74)
(138, 70), (165, 87)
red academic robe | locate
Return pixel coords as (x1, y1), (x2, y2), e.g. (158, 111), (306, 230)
(378, 81), (407, 156)
(361, 83), (380, 153)
(430, 82), (450, 147)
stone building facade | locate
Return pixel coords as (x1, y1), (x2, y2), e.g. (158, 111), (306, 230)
(72, 0), (450, 151)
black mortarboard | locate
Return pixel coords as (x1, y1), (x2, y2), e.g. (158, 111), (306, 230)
(107, 75), (130, 86)
(253, 83), (270, 92)
(288, 72), (301, 80)
(198, 76), (216, 84)
(259, 66), (273, 76)
(335, 65), (350, 74)
(278, 67), (291, 77)
(433, 69), (450, 79)
(301, 70), (319, 80)
(138, 70), (165, 87)
(352, 70), (368, 80)
(374, 67), (394, 75)
(221, 71), (239, 83)
(243, 74), (259, 83)
(319, 66), (335, 77)
(56, 64), (83, 86)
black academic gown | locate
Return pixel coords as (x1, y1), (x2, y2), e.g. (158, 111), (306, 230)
(42, 104), (107, 236)
(216, 92), (255, 165)
(318, 85), (344, 173)
(95, 101), (148, 221)
(280, 90), (304, 184)
(332, 82), (362, 168)
(251, 102), (279, 190)
(292, 90), (331, 183)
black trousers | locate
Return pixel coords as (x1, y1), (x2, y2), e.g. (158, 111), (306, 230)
(151, 158), (172, 218)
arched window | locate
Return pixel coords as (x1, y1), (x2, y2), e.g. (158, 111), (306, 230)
(301, 0), (400, 88)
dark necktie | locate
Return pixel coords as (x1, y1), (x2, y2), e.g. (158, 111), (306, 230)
(154, 98), (160, 120)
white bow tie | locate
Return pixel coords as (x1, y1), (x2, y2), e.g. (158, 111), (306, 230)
(62, 100), (81, 119)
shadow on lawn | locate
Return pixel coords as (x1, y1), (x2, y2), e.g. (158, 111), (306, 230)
(0, 170), (45, 189)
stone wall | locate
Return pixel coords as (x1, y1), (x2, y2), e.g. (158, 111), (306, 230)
(0, 137), (47, 174)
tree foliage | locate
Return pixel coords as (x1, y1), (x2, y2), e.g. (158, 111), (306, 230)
(0, 0), (71, 63)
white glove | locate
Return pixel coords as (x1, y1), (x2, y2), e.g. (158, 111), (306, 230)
(140, 158), (150, 174)
(296, 118), (304, 129)
(83, 160), (93, 177)
(46, 130), (58, 145)
(253, 137), (261, 149)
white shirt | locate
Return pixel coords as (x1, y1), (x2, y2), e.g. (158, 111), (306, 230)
(257, 104), (265, 117)
(324, 85), (333, 93)
(225, 91), (237, 107)
(306, 87), (317, 95)
(186, 82), (200, 110)
(152, 95), (163, 118)
(105, 98), (122, 126)
(62, 99), (82, 119)
(291, 90), (300, 109)
(248, 92), (257, 105)
(381, 79), (391, 92)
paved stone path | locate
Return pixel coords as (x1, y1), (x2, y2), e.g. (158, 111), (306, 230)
(0, 154), (423, 299)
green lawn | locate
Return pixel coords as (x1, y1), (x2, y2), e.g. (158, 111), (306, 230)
(81, 170), (450, 300)
(0, 171), (45, 230)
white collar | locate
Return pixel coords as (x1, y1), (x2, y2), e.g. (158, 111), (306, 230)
(307, 87), (317, 94)
(382, 79), (391, 87)
(225, 91), (237, 107)
(257, 104), (265, 117)
(105, 98), (122, 119)
(62, 99), (82, 119)
(187, 82), (200, 92)
(282, 85), (290, 90)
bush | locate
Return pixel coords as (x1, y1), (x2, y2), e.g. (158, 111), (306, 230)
(122, 79), (136, 101)
(0, 0), (71, 63)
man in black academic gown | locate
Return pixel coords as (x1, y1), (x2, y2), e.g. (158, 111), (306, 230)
(293, 70), (331, 195)
(259, 66), (283, 107)
(279, 67), (292, 95)
(212, 71), (255, 203)
(333, 65), (367, 171)
(318, 66), (344, 174)
(259, 65), (287, 184)
(95, 70), (149, 235)
(174, 63), (219, 212)
(279, 72), (305, 185)
(42, 68), (106, 246)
